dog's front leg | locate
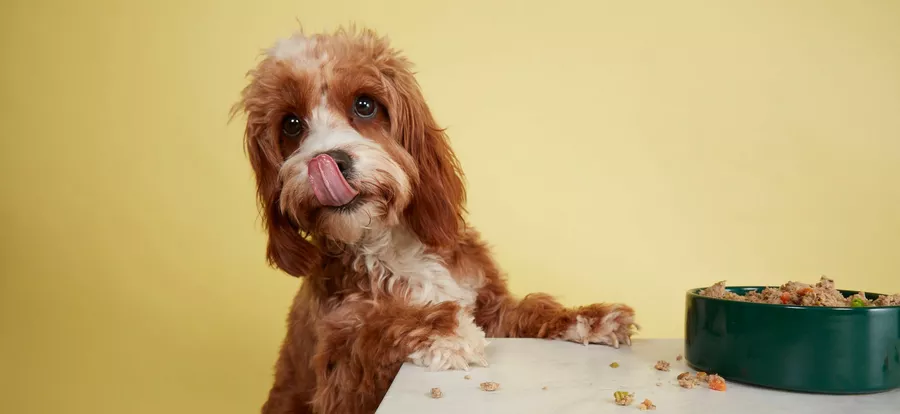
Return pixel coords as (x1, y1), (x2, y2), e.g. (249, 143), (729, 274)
(308, 298), (464, 414)
(475, 291), (638, 347)
(405, 307), (488, 371)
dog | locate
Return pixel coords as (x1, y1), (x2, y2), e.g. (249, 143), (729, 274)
(233, 26), (638, 414)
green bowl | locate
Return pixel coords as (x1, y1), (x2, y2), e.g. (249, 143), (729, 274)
(684, 287), (900, 394)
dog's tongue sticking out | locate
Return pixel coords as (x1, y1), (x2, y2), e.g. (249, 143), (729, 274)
(307, 154), (359, 207)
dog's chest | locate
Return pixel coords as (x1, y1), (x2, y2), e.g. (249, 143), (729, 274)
(401, 255), (476, 306)
(365, 243), (477, 307)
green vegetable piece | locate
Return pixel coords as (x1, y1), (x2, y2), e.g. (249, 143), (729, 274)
(613, 391), (634, 406)
(851, 298), (865, 308)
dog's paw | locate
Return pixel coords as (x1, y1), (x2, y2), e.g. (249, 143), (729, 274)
(408, 311), (489, 371)
(560, 303), (638, 348)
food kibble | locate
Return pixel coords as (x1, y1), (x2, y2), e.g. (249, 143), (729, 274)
(430, 388), (443, 398)
(708, 374), (727, 391)
(613, 391), (634, 406)
(672, 371), (726, 391)
(479, 381), (500, 392)
(610, 362), (620, 368)
(654, 360), (671, 372)
(678, 377), (697, 389)
(698, 277), (900, 307)
(676, 354), (683, 361)
(638, 399), (657, 411)
(677, 372), (706, 389)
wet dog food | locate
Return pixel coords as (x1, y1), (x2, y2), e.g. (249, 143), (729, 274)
(699, 277), (900, 307)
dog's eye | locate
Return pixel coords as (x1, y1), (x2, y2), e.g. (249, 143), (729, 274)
(281, 114), (304, 137)
(352, 95), (377, 119)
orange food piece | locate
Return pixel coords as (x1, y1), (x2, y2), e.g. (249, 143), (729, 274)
(780, 292), (791, 304)
(708, 374), (727, 391)
(638, 399), (656, 411)
(798, 287), (813, 295)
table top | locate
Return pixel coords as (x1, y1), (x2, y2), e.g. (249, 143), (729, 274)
(375, 338), (899, 413)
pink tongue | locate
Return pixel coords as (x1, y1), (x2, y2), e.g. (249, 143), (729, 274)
(307, 154), (359, 207)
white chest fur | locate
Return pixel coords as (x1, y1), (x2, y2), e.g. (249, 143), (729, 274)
(357, 228), (476, 307)
(356, 228), (489, 371)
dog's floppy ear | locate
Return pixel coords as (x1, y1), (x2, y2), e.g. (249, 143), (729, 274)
(233, 72), (320, 277)
(251, 139), (320, 277)
(384, 60), (466, 249)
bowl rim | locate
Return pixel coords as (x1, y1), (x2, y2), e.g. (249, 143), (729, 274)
(686, 286), (900, 311)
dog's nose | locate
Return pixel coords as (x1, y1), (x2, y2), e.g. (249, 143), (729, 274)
(324, 149), (353, 177)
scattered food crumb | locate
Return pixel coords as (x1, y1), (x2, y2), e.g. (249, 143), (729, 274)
(676, 354), (683, 361)
(677, 372), (702, 388)
(655, 382), (662, 387)
(673, 371), (724, 390)
(610, 362), (620, 368)
(464, 375), (471, 380)
(678, 377), (697, 389)
(542, 386), (548, 390)
(613, 391), (635, 406)
(638, 399), (656, 411)
(479, 381), (500, 392)
(430, 388), (443, 398)
(708, 374), (727, 391)
(654, 360), (671, 372)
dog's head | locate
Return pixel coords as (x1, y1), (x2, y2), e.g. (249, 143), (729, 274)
(234, 27), (465, 277)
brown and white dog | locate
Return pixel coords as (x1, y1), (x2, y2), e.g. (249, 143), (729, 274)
(233, 26), (638, 414)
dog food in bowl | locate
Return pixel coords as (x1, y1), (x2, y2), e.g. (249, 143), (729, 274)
(698, 276), (900, 307)
(686, 278), (900, 393)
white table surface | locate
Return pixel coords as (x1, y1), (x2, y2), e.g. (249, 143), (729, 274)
(375, 338), (899, 413)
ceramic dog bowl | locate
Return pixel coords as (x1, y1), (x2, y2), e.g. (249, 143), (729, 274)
(684, 287), (900, 394)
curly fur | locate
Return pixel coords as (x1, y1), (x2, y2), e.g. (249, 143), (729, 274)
(232, 26), (638, 414)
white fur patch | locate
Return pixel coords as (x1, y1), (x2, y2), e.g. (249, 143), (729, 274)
(268, 33), (325, 70)
(308, 94), (335, 131)
(561, 305), (634, 348)
(407, 309), (489, 371)
(562, 315), (594, 343)
(358, 228), (477, 307)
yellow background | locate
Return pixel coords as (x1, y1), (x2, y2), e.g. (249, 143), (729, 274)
(2, 0), (899, 413)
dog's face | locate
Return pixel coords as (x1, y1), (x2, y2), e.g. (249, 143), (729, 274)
(234, 28), (465, 277)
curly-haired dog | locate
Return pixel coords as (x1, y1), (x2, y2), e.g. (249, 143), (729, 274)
(233, 26), (638, 414)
